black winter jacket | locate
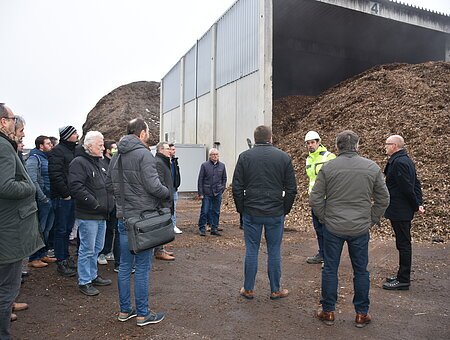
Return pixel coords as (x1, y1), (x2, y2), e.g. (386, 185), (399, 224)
(107, 135), (170, 219)
(171, 156), (181, 191)
(155, 152), (174, 213)
(48, 140), (77, 199)
(384, 149), (423, 221)
(232, 143), (297, 216)
(68, 147), (112, 220)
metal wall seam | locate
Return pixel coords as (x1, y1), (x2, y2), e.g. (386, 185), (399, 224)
(184, 45), (197, 103)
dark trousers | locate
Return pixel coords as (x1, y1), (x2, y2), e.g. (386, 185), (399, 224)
(312, 210), (324, 258)
(52, 198), (75, 261)
(391, 220), (412, 283)
(0, 260), (22, 340)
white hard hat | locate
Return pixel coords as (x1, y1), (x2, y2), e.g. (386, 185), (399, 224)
(304, 131), (321, 142)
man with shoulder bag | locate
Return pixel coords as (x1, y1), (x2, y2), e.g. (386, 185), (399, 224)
(107, 118), (171, 327)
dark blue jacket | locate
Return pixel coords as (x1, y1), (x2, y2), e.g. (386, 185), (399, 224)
(384, 149), (423, 221)
(197, 160), (227, 197)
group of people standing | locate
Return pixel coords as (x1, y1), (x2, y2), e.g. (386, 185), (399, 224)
(0, 101), (424, 337)
(232, 126), (424, 329)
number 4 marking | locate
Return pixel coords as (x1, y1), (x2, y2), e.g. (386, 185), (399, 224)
(371, 2), (380, 14)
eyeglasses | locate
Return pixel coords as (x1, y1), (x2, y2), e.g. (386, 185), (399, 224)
(2, 116), (17, 122)
(385, 143), (395, 146)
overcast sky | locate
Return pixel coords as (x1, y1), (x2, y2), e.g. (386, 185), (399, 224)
(1, 0), (449, 147)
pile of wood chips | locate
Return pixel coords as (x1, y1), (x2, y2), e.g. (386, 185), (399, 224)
(224, 62), (449, 243)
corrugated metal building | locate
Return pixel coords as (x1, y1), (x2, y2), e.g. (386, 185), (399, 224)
(160, 0), (450, 179)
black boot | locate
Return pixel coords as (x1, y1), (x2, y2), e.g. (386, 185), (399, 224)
(57, 260), (76, 277)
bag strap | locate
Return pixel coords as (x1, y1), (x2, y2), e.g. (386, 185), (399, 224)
(117, 155), (125, 214)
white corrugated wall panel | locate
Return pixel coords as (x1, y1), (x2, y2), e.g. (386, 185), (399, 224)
(162, 62), (181, 113)
(184, 100), (197, 143)
(216, 0), (260, 89)
(184, 46), (197, 103)
(197, 30), (212, 97)
(162, 107), (180, 142)
(196, 94), (213, 145)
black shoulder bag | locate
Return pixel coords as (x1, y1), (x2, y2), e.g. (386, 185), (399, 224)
(118, 155), (175, 254)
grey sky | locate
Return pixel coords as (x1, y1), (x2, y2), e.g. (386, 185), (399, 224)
(0, 0), (448, 147)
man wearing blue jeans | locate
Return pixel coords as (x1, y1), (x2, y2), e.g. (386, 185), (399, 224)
(310, 130), (389, 328)
(69, 131), (113, 296)
(232, 125), (297, 300)
(107, 118), (169, 326)
(48, 125), (79, 277)
(197, 148), (227, 236)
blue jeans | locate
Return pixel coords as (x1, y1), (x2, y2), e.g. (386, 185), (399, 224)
(312, 210), (324, 258)
(243, 214), (284, 293)
(198, 193), (222, 232)
(77, 219), (106, 285)
(29, 200), (55, 261)
(321, 227), (370, 314)
(52, 198), (75, 261)
(171, 191), (178, 226)
(117, 219), (152, 317)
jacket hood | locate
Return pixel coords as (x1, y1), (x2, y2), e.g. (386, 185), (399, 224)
(29, 148), (48, 159)
(387, 148), (407, 164)
(118, 134), (147, 154)
(74, 144), (102, 163)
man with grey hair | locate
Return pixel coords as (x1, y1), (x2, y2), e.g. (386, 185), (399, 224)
(69, 131), (113, 296)
(197, 148), (227, 236)
(0, 103), (43, 338)
(310, 130), (390, 328)
(382, 134), (424, 290)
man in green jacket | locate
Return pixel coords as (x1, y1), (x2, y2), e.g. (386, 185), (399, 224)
(304, 131), (335, 264)
(0, 103), (44, 339)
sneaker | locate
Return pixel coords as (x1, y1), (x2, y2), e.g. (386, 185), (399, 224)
(57, 260), (76, 277)
(47, 249), (55, 258)
(92, 276), (112, 286)
(79, 283), (100, 296)
(210, 231), (222, 236)
(270, 288), (289, 300)
(136, 311), (165, 326)
(98, 254), (107, 265)
(118, 308), (137, 322)
(199, 230), (206, 236)
(382, 279), (410, 290)
(105, 253), (115, 261)
(306, 254), (324, 264)
(385, 276), (397, 283)
(173, 226), (183, 234)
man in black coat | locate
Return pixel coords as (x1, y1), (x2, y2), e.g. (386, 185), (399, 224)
(383, 135), (424, 290)
(154, 142), (175, 261)
(232, 125), (297, 300)
(48, 125), (79, 277)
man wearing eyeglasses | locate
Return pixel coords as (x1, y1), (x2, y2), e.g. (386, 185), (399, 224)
(383, 135), (424, 291)
(0, 103), (44, 339)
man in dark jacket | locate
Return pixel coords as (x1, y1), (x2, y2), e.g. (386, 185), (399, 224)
(310, 130), (389, 328)
(0, 103), (44, 339)
(382, 135), (424, 291)
(48, 125), (79, 277)
(197, 148), (227, 236)
(108, 118), (169, 326)
(154, 142), (175, 261)
(169, 143), (182, 234)
(69, 131), (113, 296)
(27, 135), (56, 268)
(232, 125), (297, 300)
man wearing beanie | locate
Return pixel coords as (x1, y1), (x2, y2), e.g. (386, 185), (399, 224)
(48, 125), (79, 277)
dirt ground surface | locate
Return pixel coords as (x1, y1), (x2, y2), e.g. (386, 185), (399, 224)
(13, 196), (449, 340)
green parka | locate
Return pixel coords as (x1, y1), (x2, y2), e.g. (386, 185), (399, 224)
(0, 133), (44, 264)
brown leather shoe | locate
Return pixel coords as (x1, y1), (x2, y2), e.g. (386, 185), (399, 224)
(13, 302), (28, 312)
(239, 287), (254, 300)
(41, 256), (57, 263)
(316, 309), (335, 326)
(163, 250), (174, 256)
(155, 251), (175, 261)
(28, 260), (48, 268)
(270, 288), (289, 300)
(355, 313), (371, 328)
(11, 313), (17, 322)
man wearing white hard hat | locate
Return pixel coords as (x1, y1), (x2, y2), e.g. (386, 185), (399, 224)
(304, 131), (335, 264)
